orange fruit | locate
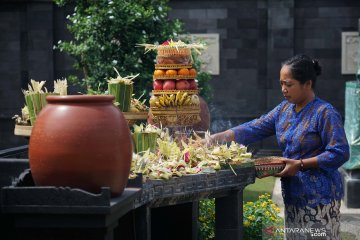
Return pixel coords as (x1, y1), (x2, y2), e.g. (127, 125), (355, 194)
(165, 69), (177, 76)
(177, 68), (190, 76)
(189, 68), (197, 76)
(154, 69), (165, 76)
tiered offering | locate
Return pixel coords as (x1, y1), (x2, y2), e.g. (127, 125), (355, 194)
(139, 40), (206, 127)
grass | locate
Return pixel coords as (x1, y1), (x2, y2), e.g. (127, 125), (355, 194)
(243, 176), (276, 202)
(340, 232), (357, 240)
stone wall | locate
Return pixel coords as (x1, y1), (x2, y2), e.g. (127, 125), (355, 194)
(0, 0), (359, 149)
(0, 1), (78, 149)
(169, 0), (360, 149)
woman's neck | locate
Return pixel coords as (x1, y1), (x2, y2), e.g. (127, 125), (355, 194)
(295, 92), (315, 112)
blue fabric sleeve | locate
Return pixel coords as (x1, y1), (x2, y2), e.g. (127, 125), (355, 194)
(230, 104), (280, 145)
(316, 106), (350, 171)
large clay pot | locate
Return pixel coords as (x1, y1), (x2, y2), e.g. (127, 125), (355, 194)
(192, 96), (210, 131)
(29, 95), (132, 196)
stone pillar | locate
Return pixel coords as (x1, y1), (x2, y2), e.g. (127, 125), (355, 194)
(341, 18), (360, 208)
(215, 189), (244, 240)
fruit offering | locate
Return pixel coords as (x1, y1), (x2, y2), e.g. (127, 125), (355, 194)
(138, 39), (206, 127)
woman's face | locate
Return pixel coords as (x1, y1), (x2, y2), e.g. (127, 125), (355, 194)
(279, 65), (311, 104)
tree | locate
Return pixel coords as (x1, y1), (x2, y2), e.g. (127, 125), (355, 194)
(54, 0), (184, 97)
(54, 0), (213, 101)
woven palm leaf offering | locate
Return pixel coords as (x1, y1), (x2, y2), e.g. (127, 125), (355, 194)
(254, 156), (286, 178)
(107, 68), (138, 112)
(138, 39), (206, 127)
(129, 129), (253, 180)
(14, 79), (67, 136)
(132, 123), (161, 153)
(19, 79), (67, 126)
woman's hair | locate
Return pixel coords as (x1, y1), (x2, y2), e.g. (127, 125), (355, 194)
(281, 54), (322, 88)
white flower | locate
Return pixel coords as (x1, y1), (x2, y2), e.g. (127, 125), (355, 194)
(112, 60), (118, 65)
(109, 15), (114, 20)
(142, 30), (146, 34)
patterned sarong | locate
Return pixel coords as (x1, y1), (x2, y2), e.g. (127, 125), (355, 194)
(285, 200), (340, 240)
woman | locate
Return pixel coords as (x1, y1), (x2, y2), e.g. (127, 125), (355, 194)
(206, 54), (349, 239)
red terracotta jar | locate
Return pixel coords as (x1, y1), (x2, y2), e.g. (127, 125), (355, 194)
(29, 95), (132, 196)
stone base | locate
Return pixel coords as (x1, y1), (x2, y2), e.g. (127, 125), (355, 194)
(340, 168), (360, 208)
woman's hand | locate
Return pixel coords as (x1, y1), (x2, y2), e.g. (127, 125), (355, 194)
(200, 130), (236, 146)
(200, 136), (214, 146)
(275, 159), (301, 177)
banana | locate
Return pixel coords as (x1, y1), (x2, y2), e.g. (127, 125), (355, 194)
(163, 95), (170, 106)
(149, 96), (158, 106)
(154, 101), (161, 108)
(179, 92), (188, 105)
(183, 97), (192, 106)
(159, 97), (166, 107)
(175, 91), (182, 106)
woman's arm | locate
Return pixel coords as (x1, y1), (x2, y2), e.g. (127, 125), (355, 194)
(275, 157), (318, 177)
(316, 107), (349, 171)
(206, 103), (282, 146)
(276, 107), (349, 177)
(207, 129), (235, 144)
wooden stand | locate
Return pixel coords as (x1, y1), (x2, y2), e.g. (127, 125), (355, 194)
(13, 112), (148, 137)
(14, 125), (32, 137)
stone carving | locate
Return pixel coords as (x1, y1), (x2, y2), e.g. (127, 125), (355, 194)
(184, 33), (220, 75)
(341, 32), (359, 74)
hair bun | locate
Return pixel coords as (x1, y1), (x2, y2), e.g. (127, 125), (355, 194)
(312, 59), (322, 76)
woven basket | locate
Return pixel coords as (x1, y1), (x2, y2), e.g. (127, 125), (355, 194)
(123, 112), (148, 126)
(254, 156), (286, 178)
(152, 90), (198, 95)
(157, 47), (191, 56)
(153, 75), (196, 80)
(150, 106), (200, 127)
(155, 64), (193, 70)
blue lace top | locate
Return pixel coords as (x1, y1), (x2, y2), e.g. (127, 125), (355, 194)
(231, 97), (349, 207)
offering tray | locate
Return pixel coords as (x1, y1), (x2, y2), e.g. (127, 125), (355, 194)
(254, 156), (286, 178)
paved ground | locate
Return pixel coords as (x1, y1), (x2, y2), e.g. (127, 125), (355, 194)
(272, 178), (360, 240)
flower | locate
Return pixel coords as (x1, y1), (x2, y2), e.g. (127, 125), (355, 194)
(243, 194), (284, 239)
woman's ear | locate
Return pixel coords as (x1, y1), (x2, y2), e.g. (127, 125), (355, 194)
(305, 80), (313, 89)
